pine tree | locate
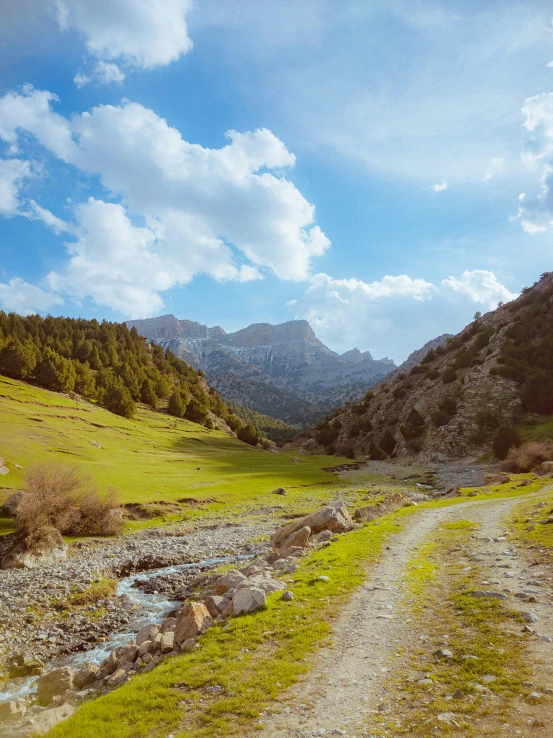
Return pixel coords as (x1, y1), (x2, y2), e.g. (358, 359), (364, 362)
(35, 347), (76, 392)
(140, 378), (158, 408)
(0, 340), (37, 379)
(167, 390), (187, 418)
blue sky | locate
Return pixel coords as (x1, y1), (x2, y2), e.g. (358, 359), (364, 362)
(1, 0), (553, 362)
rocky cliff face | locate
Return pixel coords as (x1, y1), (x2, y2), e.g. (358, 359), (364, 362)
(297, 274), (553, 460)
(126, 317), (396, 425)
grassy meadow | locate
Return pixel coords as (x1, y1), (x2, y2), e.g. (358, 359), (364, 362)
(0, 376), (347, 515)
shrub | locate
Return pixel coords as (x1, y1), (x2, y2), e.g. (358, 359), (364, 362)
(501, 441), (553, 472)
(431, 409), (451, 427)
(439, 396), (458, 416)
(15, 464), (123, 539)
(442, 366), (457, 384)
(426, 368), (440, 380)
(185, 397), (208, 424)
(492, 424), (521, 460)
(400, 408), (425, 440)
(237, 422), (260, 446)
(380, 429), (397, 455)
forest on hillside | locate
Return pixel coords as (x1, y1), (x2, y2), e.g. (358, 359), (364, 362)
(0, 312), (261, 445)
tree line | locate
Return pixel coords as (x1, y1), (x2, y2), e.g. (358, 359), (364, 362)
(0, 311), (262, 445)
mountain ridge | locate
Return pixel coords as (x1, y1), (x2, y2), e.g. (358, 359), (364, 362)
(127, 316), (397, 424)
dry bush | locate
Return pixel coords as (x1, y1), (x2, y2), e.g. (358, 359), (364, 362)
(16, 464), (123, 539)
(501, 441), (553, 473)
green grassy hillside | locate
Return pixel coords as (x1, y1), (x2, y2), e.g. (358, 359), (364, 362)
(0, 376), (343, 512)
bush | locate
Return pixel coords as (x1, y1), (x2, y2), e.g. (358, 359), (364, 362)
(102, 381), (135, 418)
(237, 422), (260, 446)
(501, 441), (553, 472)
(185, 397), (208, 424)
(442, 366), (457, 384)
(400, 408), (425, 440)
(168, 390), (187, 418)
(431, 409), (451, 427)
(492, 424), (521, 460)
(15, 464), (123, 539)
(380, 429), (397, 455)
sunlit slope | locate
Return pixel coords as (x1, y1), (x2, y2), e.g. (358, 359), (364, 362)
(0, 376), (343, 506)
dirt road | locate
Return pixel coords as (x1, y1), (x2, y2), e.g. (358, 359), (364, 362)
(258, 496), (553, 737)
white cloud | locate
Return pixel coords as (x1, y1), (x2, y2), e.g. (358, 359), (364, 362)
(0, 88), (326, 315)
(25, 200), (71, 234)
(517, 92), (553, 233)
(290, 269), (516, 361)
(442, 269), (516, 308)
(431, 179), (448, 192)
(74, 61), (126, 88)
(55, 0), (193, 70)
(0, 158), (32, 216)
(0, 86), (76, 162)
(0, 278), (61, 315)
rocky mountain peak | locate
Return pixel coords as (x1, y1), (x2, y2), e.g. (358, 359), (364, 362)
(227, 320), (322, 348)
(340, 348), (374, 363)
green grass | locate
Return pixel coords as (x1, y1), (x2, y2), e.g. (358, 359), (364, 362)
(0, 376), (348, 511)
(0, 516), (14, 536)
(510, 491), (553, 550)
(518, 414), (553, 442)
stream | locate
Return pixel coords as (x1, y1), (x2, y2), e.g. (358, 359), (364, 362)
(0, 555), (243, 706)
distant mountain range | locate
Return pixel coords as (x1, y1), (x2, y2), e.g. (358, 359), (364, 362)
(127, 315), (397, 425)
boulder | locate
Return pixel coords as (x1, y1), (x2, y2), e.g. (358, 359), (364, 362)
(213, 570), (248, 594)
(483, 473), (510, 485)
(204, 595), (230, 618)
(1, 491), (24, 518)
(272, 487), (286, 495)
(160, 617), (177, 633)
(311, 529), (333, 545)
(0, 458), (8, 476)
(105, 644), (138, 674)
(137, 640), (152, 657)
(160, 631), (174, 653)
(174, 602), (213, 647)
(135, 623), (160, 646)
(1, 527), (67, 570)
(74, 664), (99, 690)
(243, 576), (286, 594)
(106, 668), (128, 688)
(541, 461), (553, 472)
(37, 667), (73, 705)
(272, 501), (353, 550)
(180, 637), (197, 651)
(26, 703), (76, 735)
(0, 700), (26, 721)
(232, 586), (267, 616)
(281, 525), (311, 550)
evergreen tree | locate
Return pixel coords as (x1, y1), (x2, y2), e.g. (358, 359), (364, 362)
(140, 378), (158, 407)
(237, 422), (260, 446)
(74, 362), (96, 397)
(0, 340), (37, 379)
(35, 347), (76, 392)
(167, 390), (187, 418)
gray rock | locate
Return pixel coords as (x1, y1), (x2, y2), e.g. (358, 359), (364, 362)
(0, 700), (26, 721)
(74, 664), (100, 689)
(213, 570), (248, 594)
(37, 667), (74, 705)
(232, 586), (266, 615)
(281, 591), (294, 601)
(135, 623), (160, 646)
(522, 611), (539, 623)
(1, 491), (24, 517)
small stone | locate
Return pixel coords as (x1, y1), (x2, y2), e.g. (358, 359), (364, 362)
(435, 648), (454, 659)
(281, 591), (294, 601)
(522, 611), (539, 623)
(452, 689), (464, 699)
(317, 575), (330, 582)
(528, 691), (542, 702)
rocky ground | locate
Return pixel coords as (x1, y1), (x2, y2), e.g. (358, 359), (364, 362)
(0, 519), (272, 682)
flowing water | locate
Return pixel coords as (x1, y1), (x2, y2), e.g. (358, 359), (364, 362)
(0, 555), (242, 705)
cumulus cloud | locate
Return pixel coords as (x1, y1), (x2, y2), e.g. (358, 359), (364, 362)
(290, 270), (516, 361)
(517, 92), (553, 232)
(431, 179), (448, 192)
(55, 0), (193, 71)
(0, 87), (327, 315)
(0, 278), (61, 315)
(441, 269), (516, 308)
(0, 158), (32, 216)
(74, 61), (126, 88)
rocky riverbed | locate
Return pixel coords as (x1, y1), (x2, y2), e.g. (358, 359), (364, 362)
(0, 519), (272, 686)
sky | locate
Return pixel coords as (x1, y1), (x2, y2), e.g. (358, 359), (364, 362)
(1, 0), (553, 363)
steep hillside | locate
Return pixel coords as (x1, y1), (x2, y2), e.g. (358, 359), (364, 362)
(127, 316), (396, 423)
(299, 272), (553, 460)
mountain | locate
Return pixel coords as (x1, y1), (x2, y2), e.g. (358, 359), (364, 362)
(299, 272), (553, 460)
(377, 334), (453, 387)
(126, 317), (396, 425)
